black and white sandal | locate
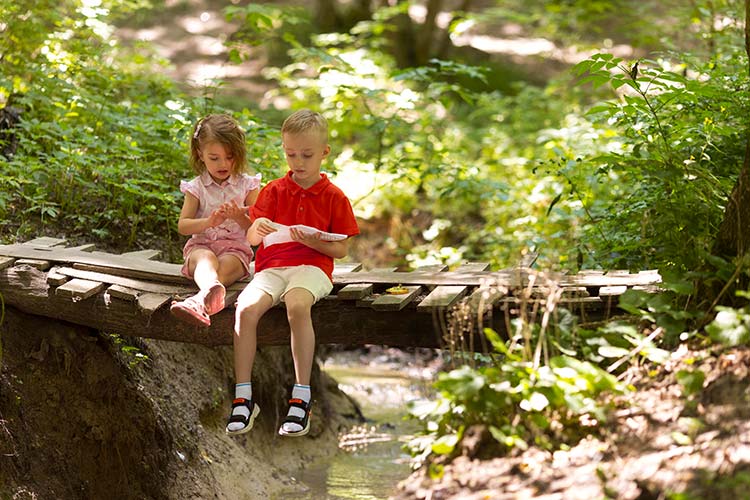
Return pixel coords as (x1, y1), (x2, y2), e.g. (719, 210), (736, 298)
(278, 398), (312, 437)
(225, 398), (260, 435)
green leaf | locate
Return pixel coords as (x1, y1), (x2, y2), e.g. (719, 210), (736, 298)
(597, 345), (630, 358)
(706, 308), (750, 346)
(676, 369), (705, 397)
(431, 433), (460, 455)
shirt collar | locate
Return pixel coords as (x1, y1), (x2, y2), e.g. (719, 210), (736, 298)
(200, 171), (239, 187)
(282, 170), (331, 195)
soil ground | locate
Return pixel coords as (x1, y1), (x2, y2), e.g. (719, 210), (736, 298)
(0, 306), (362, 499)
(393, 344), (750, 500)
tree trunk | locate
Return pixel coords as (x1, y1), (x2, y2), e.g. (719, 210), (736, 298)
(390, 0), (419, 67)
(416, 0), (444, 66)
(315, 0), (342, 32)
(436, 0), (474, 59)
(711, 0), (750, 258)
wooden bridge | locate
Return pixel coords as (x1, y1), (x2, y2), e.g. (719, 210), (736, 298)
(0, 238), (662, 350)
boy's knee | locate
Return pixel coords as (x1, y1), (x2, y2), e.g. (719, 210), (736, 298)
(285, 304), (312, 325)
(236, 302), (264, 324)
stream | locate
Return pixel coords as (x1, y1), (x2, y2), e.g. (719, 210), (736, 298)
(275, 350), (435, 500)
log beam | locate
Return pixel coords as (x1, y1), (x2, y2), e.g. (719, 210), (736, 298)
(0, 264), (496, 349)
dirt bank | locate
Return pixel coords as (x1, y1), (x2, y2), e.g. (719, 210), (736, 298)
(0, 306), (362, 499)
(393, 345), (750, 500)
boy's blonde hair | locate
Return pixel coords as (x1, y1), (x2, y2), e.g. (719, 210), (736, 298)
(281, 109), (328, 144)
(189, 114), (247, 175)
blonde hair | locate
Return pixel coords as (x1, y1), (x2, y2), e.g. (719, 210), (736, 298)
(281, 109), (328, 143)
(189, 114), (247, 175)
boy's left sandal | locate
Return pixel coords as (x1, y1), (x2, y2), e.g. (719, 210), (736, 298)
(278, 398), (312, 437)
(225, 398), (260, 435)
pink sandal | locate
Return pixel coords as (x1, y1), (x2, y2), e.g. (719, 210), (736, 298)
(170, 295), (211, 327)
(204, 281), (226, 316)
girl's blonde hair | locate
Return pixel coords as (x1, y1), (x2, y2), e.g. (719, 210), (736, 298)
(281, 109), (328, 144)
(189, 114), (247, 175)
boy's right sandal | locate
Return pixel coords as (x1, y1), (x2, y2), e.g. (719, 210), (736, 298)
(225, 398), (260, 435)
(278, 398), (312, 437)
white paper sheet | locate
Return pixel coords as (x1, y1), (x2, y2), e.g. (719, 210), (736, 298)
(263, 223), (348, 247)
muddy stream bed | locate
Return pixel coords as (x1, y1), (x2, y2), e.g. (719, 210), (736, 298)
(274, 349), (436, 500)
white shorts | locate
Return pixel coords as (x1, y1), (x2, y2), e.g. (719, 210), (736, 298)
(245, 265), (333, 305)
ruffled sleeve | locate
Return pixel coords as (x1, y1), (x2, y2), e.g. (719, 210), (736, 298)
(242, 173), (262, 193)
(180, 177), (202, 200)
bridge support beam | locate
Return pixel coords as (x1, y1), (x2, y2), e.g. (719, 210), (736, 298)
(0, 264), (496, 349)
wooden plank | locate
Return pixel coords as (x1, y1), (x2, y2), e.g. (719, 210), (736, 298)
(66, 244), (96, 252)
(371, 285), (422, 311)
(0, 256), (15, 271)
(72, 261), (186, 283)
(333, 262), (363, 275)
(107, 284), (140, 302)
(54, 267), (196, 295)
(55, 278), (106, 301)
(137, 293), (171, 314)
(334, 270), (520, 287)
(46, 268), (69, 287)
(121, 249), (161, 260)
(0, 264), (619, 349)
(0, 243), (188, 283)
(23, 237), (67, 247)
(561, 286), (590, 298)
(598, 285), (628, 297)
(337, 283), (373, 301)
(455, 262), (491, 272)
(413, 264), (449, 272)
(224, 289), (240, 309)
(417, 285), (468, 312)
(15, 259), (51, 271)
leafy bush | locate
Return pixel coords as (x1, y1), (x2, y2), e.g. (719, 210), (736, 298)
(406, 328), (626, 465)
(0, 1), (281, 258)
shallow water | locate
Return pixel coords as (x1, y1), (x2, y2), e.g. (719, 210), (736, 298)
(277, 360), (430, 500)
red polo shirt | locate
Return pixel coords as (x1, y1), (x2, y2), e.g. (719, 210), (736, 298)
(249, 171), (360, 281)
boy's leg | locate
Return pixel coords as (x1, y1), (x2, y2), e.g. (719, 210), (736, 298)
(227, 285), (274, 434)
(279, 286), (318, 436)
(284, 288), (317, 386)
(233, 286), (275, 385)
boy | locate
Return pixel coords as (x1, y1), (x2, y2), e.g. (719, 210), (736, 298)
(226, 110), (360, 436)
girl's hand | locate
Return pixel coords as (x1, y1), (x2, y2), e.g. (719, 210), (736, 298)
(220, 201), (246, 222)
(206, 209), (226, 228)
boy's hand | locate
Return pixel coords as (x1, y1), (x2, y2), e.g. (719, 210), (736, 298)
(254, 217), (278, 237)
(289, 226), (322, 246)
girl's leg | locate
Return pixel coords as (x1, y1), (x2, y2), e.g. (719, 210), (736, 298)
(171, 248), (221, 326)
(186, 248), (221, 291)
(216, 254), (247, 287)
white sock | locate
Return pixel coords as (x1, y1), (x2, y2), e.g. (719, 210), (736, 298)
(282, 384), (311, 433)
(227, 382), (252, 433)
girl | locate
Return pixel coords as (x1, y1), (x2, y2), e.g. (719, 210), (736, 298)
(171, 114), (261, 327)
